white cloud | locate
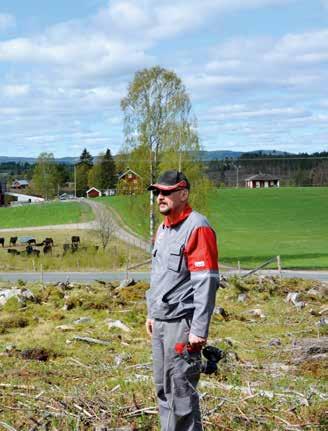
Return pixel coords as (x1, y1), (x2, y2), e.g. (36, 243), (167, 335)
(1, 84), (30, 97)
(0, 13), (15, 33)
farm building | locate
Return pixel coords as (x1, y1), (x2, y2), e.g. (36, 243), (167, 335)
(117, 169), (143, 194)
(11, 179), (29, 189)
(86, 187), (102, 198)
(245, 174), (280, 188)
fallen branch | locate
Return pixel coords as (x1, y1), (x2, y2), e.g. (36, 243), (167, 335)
(0, 383), (36, 390)
(123, 406), (158, 417)
(72, 336), (111, 346)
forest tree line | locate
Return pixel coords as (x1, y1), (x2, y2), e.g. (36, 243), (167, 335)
(205, 151), (328, 187)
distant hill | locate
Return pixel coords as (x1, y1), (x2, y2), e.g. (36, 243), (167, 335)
(0, 156), (78, 164)
(0, 150), (295, 164)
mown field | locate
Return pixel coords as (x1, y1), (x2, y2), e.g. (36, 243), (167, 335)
(101, 187), (328, 269)
(0, 276), (327, 430)
(0, 201), (94, 229)
(0, 229), (149, 273)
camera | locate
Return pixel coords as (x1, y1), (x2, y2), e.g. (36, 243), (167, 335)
(201, 345), (224, 374)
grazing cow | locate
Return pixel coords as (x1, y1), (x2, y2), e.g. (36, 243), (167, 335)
(44, 237), (54, 246)
(71, 236), (80, 244)
(27, 238), (36, 245)
(9, 236), (18, 246)
(43, 244), (52, 255)
(8, 249), (20, 255)
(25, 245), (34, 255)
(71, 242), (79, 253)
(0, 238), (4, 247)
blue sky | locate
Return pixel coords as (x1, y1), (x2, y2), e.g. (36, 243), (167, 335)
(0, 0), (327, 158)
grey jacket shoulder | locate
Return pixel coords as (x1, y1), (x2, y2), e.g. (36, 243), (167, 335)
(188, 210), (211, 228)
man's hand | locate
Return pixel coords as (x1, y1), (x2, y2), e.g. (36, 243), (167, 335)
(146, 318), (154, 337)
(189, 333), (207, 349)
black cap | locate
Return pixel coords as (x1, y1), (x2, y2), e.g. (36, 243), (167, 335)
(147, 170), (190, 191)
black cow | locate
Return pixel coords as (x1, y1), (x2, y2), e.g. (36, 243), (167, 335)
(71, 236), (80, 244)
(71, 242), (79, 253)
(27, 238), (36, 245)
(43, 244), (52, 255)
(0, 238), (4, 247)
(44, 237), (54, 246)
(25, 245), (34, 255)
(9, 236), (18, 246)
(8, 249), (20, 255)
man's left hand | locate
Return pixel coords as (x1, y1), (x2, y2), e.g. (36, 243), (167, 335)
(189, 333), (207, 349)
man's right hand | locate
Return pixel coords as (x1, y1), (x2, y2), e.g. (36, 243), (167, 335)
(146, 318), (154, 337)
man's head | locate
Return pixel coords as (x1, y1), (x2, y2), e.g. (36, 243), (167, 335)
(148, 170), (190, 215)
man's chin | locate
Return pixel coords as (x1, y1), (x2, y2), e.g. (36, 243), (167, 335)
(159, 206), (170, 215)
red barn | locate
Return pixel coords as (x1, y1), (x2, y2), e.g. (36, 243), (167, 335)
(86, 187), (102, 198)
(117, 169), (143, 194)
(245, 174), (280, 188)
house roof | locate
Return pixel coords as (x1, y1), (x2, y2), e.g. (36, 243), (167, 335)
(86, 187), (101, 193)
(245, 174), (279, 181)
(13, 179), (29, 186)
(118, 168), (142, 180)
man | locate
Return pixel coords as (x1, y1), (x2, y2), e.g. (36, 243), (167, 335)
(146, 170), (219, 431)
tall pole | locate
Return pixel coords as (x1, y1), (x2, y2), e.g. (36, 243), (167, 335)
(74, 165), (77, 198)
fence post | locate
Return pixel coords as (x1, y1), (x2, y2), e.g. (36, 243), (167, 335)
(277, 255), (282, 279)
(237, 260), (241, 276)
(40, 264), (44, 288)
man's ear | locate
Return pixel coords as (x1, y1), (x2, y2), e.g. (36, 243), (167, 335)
(181, 189), (189, 202)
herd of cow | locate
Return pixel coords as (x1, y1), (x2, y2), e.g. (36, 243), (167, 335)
(0, 235), (82, 257)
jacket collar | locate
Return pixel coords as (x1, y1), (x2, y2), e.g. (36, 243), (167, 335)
(163, 204), (192, 228)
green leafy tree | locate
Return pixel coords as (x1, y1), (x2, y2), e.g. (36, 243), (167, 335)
(31, 153), (59, 199)
(121, 66), (205, 239)
(88, 148), (116, 190)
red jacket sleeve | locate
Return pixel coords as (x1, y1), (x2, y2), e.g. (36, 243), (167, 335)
(185, 226), (218, 272)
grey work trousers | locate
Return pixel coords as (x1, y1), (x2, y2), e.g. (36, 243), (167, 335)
(152, 318), (203, 431)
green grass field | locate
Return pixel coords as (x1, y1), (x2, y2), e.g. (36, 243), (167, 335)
(101, 187), (328, 269)
(0, 201), (94, 229)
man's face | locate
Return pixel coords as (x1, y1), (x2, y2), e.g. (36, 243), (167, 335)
(155, 188), (189, 215)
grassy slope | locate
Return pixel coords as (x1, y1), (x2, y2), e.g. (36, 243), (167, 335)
(210, 187), (328, 268)
(98, 195), (149, 238)
(0, 201), (94, 228)
(102, 187), (328, 269)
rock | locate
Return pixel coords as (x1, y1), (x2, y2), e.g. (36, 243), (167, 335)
(286, 292), (301, 305)
(319, 306), (328, 316)
(0, 288), (35, 306)
(237, 293), (248, 303)
(268, 338), (281, 347)
(248, 308), (266, 318)
(106, 319), (130, 332)
(286, 292), (305, 309)
(118, 278), (135, 289)
(307, 288), (322, 299)
(316, 318), (328, 328)
(288, 336), (328, 364)
(73, 317), (93, 325)
(214, 306), (229, 320)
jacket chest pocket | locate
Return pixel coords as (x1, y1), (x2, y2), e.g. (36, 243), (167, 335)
(168, 244), (184, 272)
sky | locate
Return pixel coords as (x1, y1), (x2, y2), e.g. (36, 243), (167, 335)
(0, 0), (328, 158)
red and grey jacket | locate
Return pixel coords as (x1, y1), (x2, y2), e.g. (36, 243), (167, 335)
(146, 205), (219, 338)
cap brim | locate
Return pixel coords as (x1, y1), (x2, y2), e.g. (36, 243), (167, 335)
(147, 180), (188, 191)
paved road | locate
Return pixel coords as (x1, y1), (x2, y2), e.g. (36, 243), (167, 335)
(0, 199), (151, 252)
(1, 270), (328, 283)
